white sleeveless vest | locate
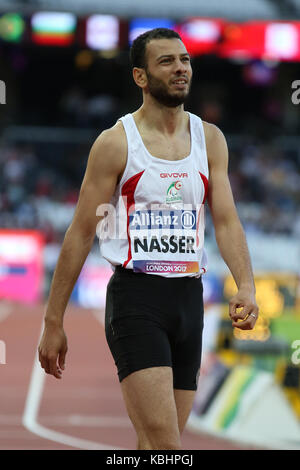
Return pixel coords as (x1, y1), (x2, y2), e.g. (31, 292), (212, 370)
(99, 112), (209, 278)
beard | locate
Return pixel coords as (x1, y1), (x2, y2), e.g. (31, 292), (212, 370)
(145, 70), (191, 108)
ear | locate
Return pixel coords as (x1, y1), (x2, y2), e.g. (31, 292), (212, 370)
(132, 67), (147, 89)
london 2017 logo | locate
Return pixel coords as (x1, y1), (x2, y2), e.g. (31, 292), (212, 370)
(166, 180), (183, 204)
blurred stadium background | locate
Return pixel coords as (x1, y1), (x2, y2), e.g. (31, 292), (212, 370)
(0, 0), (300, 450)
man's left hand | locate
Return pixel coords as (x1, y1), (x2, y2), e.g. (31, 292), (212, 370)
(229, 290), (259, 330)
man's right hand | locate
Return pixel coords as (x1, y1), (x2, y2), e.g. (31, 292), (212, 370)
(38, 323), (68, 380)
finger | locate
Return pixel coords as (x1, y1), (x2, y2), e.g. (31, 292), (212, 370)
(229, 300), (238, 319)
(232, 318), (252, 329)
(229, 299), (249, 320)
(48, 355), (62, 379)
(58, 348), (67, 371)
(38, 350), (50, 374)
(230, 305), (246, 322)
(247, 311), (258, 328)
(231, 305), (252, 322)
(232, 312), (257, 330)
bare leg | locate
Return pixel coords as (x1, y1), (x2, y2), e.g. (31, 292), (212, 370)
(120, 366), (182, 450)
(173, 389), (196, 435)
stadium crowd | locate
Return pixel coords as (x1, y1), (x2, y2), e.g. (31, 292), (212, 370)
(0, 125), (299, 244)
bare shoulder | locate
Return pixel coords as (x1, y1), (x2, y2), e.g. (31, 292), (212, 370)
(88, 120), (127, 179)
(202, 120), (229, 170)
(202, 120), (224, 142)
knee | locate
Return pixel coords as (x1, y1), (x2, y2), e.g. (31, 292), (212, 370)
(138, 419), (181, 450)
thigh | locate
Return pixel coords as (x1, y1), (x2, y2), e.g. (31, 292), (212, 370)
(120, 366), (180, 445)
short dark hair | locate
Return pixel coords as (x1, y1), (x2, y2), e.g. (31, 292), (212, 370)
(130, 28), (182, 69)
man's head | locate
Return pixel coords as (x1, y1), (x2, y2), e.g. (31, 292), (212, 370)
(130, 28), (192, 108)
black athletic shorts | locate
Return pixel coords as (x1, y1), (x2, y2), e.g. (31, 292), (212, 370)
(104, 265), (204, 391)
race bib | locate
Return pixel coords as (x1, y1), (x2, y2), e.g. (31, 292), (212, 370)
(129, 208), (201, 274)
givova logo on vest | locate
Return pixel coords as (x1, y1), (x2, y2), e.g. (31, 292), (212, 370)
(166, 180), (183, 204)
(160, 172), (188, 178)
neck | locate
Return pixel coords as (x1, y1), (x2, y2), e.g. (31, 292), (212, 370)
(135, 99), (187, 136)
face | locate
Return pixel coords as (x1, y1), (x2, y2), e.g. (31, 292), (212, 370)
(143, 38), (192, 108)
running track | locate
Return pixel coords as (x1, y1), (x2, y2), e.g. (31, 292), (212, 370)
(0, 302), (259, 450)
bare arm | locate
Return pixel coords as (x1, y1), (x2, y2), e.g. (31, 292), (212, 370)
(204, 122), (259, 330)
(38, 122), (127, 378)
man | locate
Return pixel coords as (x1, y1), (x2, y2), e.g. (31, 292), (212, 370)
(38, 28), (259, 450)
